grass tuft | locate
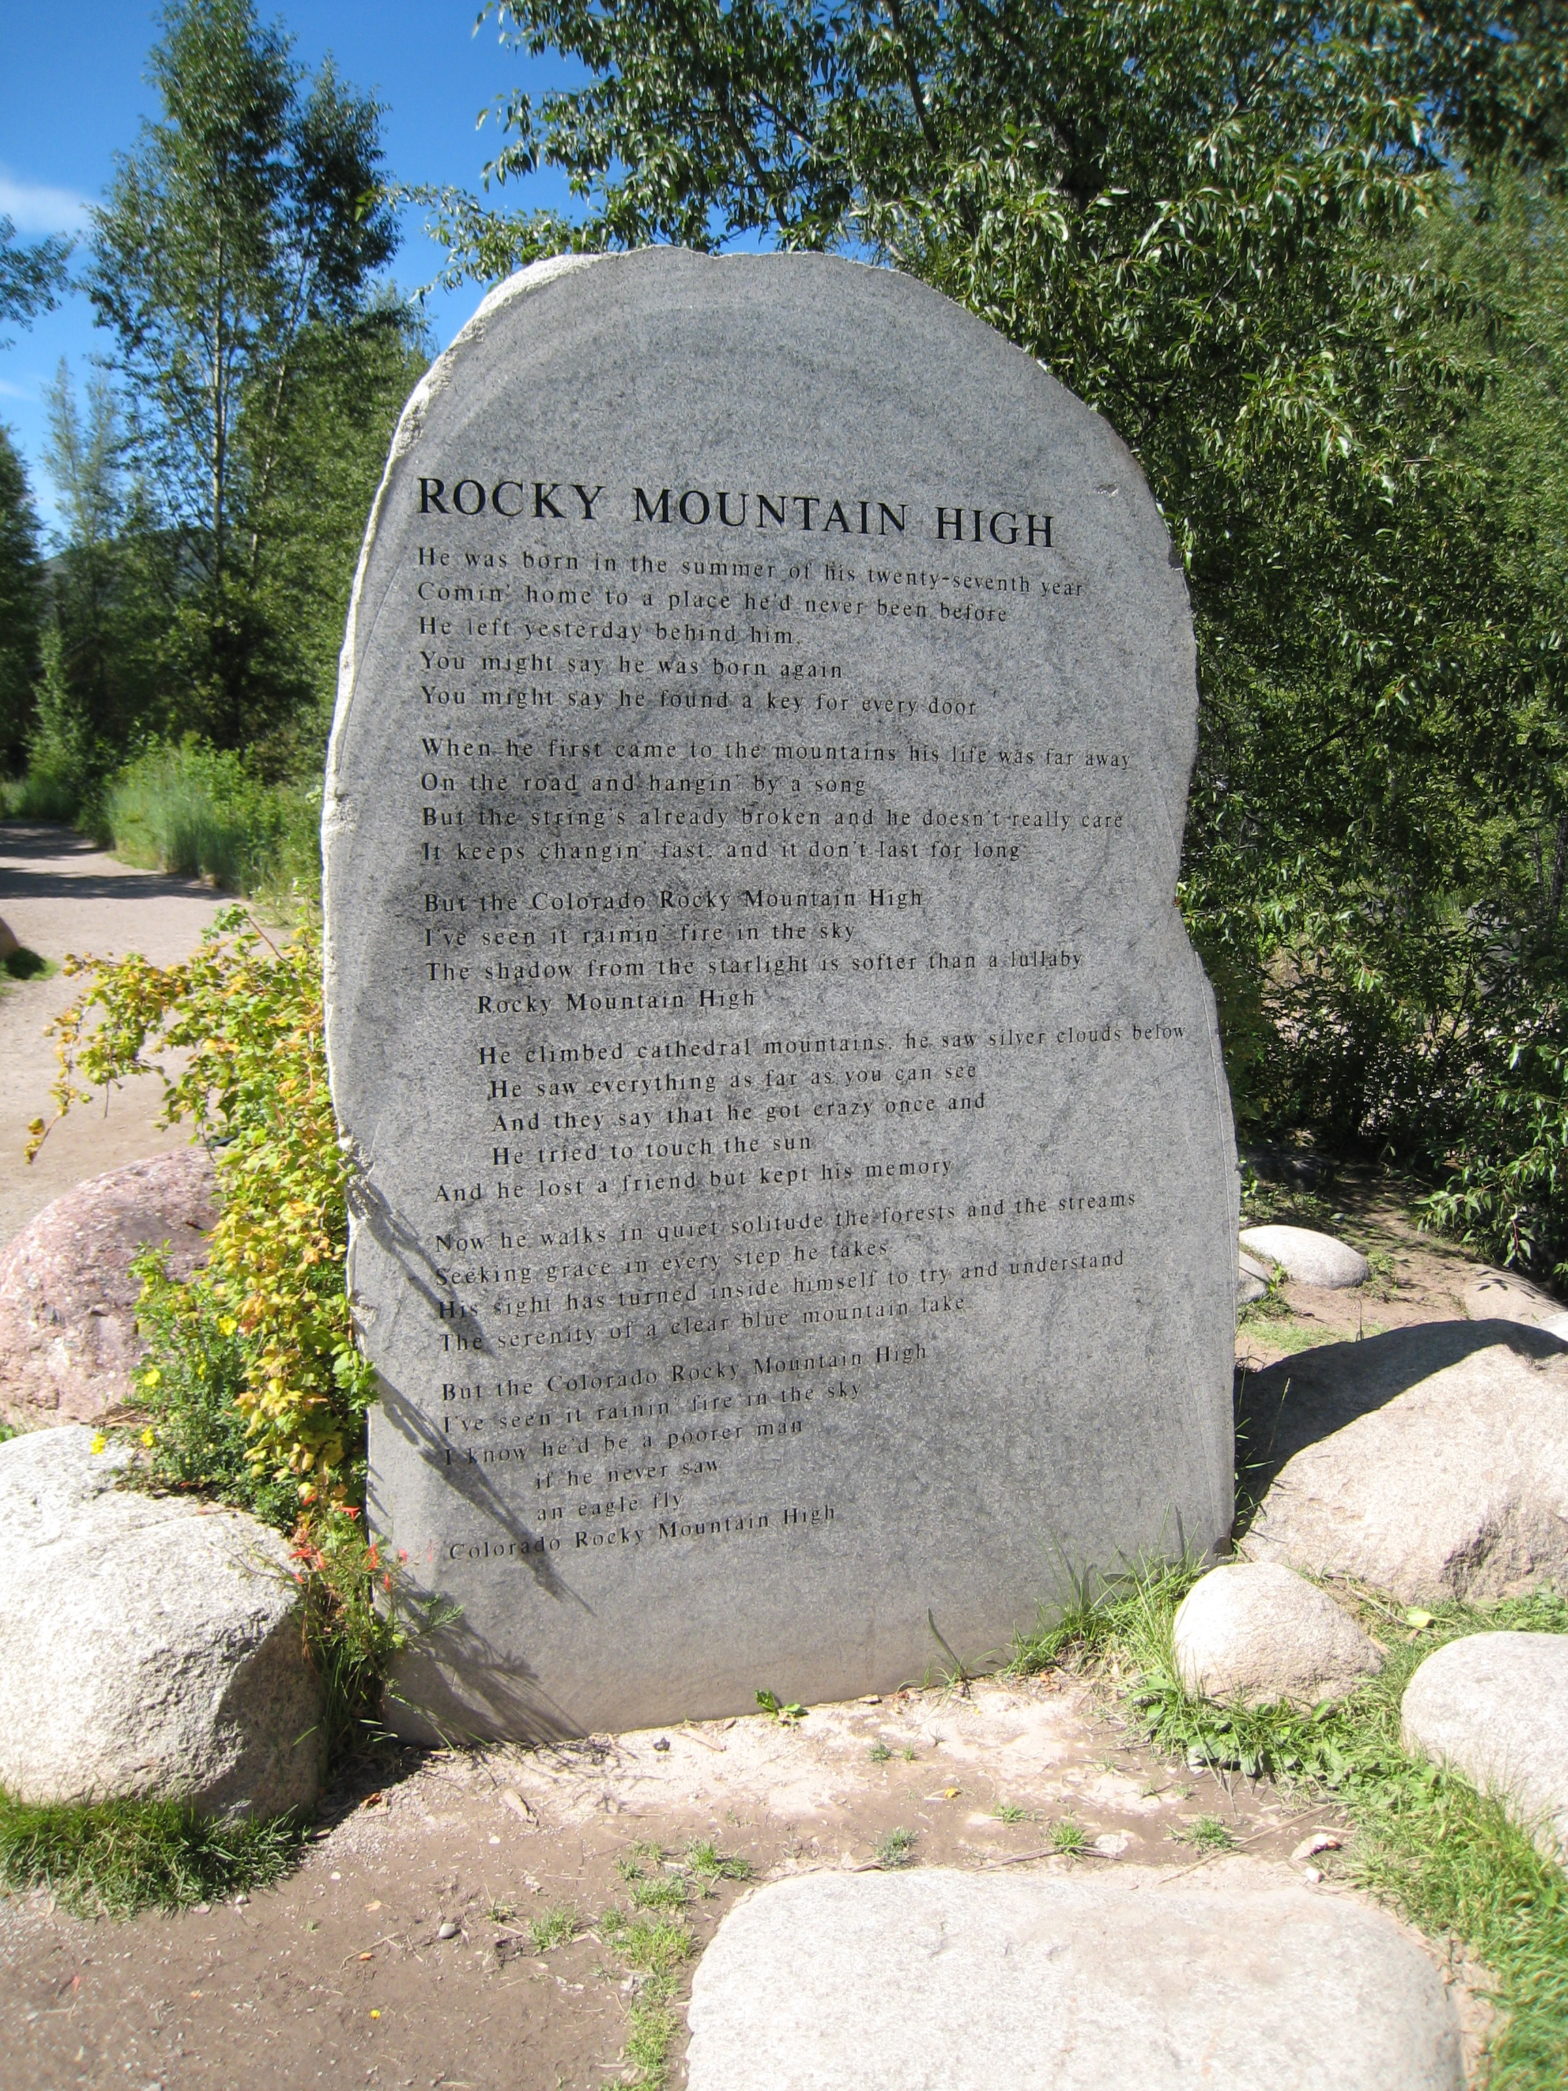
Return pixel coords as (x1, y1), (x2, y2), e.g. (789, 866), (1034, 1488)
(0, 1789), (300, 1918)
(527, 1905), (580, 1953)
(874, 1826), (918, 1868)
(684, 1838), (751, 1883)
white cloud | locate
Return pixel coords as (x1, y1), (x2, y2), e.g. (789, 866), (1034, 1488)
(0, 379), (35, 400)
(0, 169), (93, 237)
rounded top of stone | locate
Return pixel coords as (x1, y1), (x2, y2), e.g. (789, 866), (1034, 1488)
(1239, 1224), (1369, 1289)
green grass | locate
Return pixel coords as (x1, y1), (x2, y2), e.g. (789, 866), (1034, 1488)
(597, 1843), (730, 2091)
(1175, 1814), (1236, 1851)
(1047, 1815), (1088, 1854)
(527, 1905), (580, 1952)
(1011, 1562), (1568, 2087)
(684, 1838), (751, 1884)
(98, 738), (321, 904)
(0, 1789), (300, 1918)
(874, 1826), (917, 1868)
(2, 946), (53, 982)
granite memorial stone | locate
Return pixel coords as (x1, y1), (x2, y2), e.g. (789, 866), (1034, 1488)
(324, 250), (1236, 1739)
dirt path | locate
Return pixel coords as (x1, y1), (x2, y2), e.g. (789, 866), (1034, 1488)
(0, 823), (230, 1248)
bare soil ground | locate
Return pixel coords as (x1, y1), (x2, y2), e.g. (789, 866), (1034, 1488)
(0, 831), (1506, 2090)
(1, 1675), (1447, 2091)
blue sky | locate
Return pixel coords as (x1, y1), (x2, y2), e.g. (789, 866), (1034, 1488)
(1, 1), (576, 526)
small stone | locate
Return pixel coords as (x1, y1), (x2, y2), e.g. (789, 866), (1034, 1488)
(1172, 1562), (1382, 1707)
(1290, 1833), (1341, 1861)
(1301, 1866), (1324, 1884)
(1239, 1225), (1370, 1290)
(1237, 1250), (1271, 1305)
(436, 1919), (460, 1940)
(653, 1736), (671, 1752)
(1402, 1632), (1568, 1861)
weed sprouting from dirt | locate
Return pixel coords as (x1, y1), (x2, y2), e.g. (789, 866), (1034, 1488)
(1176, 1814), (1236, 1851)
(527, 1906), (580, 1953)
(684, 1838), (751, 1884)
(874, 1826), (917, 1869)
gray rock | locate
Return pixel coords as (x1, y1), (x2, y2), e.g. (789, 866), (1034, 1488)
(1240, 1323), (1568, 1603)
(1463, 1267), (1568, 1340)
(0, 1149), (218, 1429)
(1173, 1561), (1382, 1706)
(0, 915), (18, 961)
(683, 1865), (1463, 2091)
(1239, 1223), (1369, 1289)
(326, 248), (1238, 1742)
(1402, 1631), (1568, 1861)
(1238, 1248), (1270, 1305)
(0, 1427), (322, 1818)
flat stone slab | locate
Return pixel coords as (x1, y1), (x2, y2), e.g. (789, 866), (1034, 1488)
(683, 1865), (1463, 2091)
(1239, 1224), (1368, 1289)
(1402, 1631), (1568, 1861)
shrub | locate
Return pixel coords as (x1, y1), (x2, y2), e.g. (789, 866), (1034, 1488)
(30, 907), (368, 1516)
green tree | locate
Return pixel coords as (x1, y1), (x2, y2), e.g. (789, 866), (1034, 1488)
(0, 425), (44, 773)
(39, 362), (163, 760)
(0, 213), (70, 347)
(88, 0), (402, 749)
(423, 0), (1568, 1271)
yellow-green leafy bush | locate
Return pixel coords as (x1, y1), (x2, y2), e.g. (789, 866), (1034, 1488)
(30, 905), (371, 1517)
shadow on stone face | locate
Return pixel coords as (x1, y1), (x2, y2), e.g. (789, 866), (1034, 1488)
(1234, 1319), (1568, 1521)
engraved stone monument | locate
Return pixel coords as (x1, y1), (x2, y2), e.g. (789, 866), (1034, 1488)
(324, 250), (1236, 1740)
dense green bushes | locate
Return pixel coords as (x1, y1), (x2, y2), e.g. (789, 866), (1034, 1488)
(98, 739), (321, 902)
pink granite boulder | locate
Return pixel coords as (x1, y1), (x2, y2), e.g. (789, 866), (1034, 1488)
(0, 1149), (219, 1427)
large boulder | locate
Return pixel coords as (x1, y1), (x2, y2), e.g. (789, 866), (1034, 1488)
(0, 1426), (322, 1819)
(1238, 1322), (1568, 1604)
(1173, 1561), (1382, 1707)
(1463, 1267), (1568, 1340)
(684, 1865), (1463, 2091)
(1402, 1632), (1568, 1862)
(0, 1148), (218, 1429)
(1238, 1224), (1369, 1289)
